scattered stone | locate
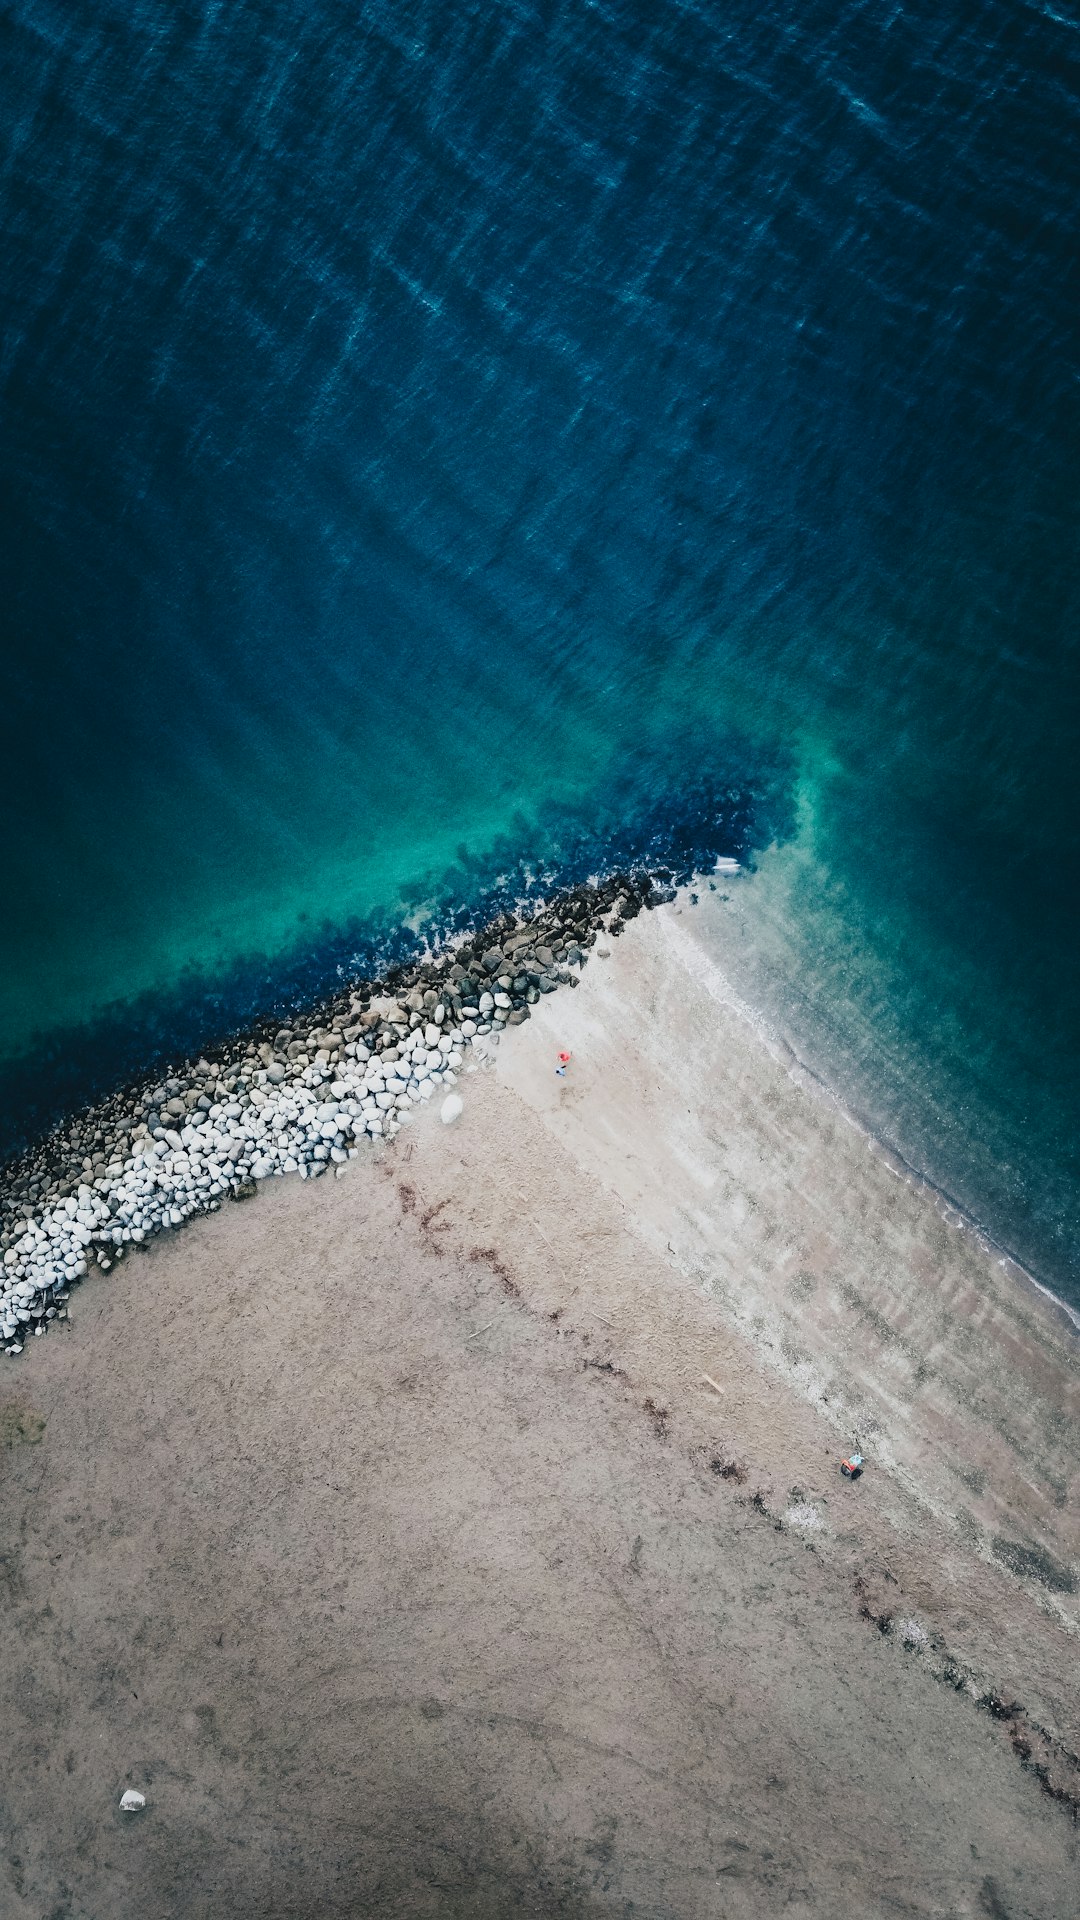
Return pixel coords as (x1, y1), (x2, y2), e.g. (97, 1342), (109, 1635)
(784, 1502), (824, 1531)
(899, 1618), (929, 1649)
(119, 1789), (146, 1812)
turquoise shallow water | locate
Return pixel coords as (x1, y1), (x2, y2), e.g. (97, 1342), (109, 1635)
(1, 0), (1078, 1294)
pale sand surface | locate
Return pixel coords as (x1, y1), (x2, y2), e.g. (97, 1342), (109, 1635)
(2, 902), (1078, 1917)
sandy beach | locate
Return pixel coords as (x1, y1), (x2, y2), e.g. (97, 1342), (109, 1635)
(2, 898), (1077, 1918)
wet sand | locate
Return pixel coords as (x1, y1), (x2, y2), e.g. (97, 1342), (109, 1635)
(1, 902), (1077, 1918)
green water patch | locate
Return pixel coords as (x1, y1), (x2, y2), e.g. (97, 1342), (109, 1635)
(698, 731), (1080, 1300)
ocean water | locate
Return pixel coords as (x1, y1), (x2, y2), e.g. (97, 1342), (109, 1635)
(1, 2), (1077, 1292)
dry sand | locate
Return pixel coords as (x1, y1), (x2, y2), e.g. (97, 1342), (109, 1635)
(2, 901), (1077, 1918)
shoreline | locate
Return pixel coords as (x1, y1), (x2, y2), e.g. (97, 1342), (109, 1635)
(4, 870), (1079, 1912)
(3, 943), (1079, 1914)
(663, 908), (1080, 1342)
(0, 769), (777, 1166)
(6, 864), (1078, 1659)
(0, 870), (673, 1354)
(492, 894), (1080, 1641)
(4, 862), (1079, 1354)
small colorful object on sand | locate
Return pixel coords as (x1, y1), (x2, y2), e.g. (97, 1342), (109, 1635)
(840, 1452), (864, 1479)
(556, 1050), (572, 1077)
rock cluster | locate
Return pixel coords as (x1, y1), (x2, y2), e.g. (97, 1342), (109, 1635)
(0, 870), (673, 1356)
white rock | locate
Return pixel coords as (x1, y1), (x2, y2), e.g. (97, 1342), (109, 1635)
(119, 1789), (146, 1812)
(367, 995), (405, 1022)
(440, 1094), (463, 1126)
(784, 1503), (823, 1531)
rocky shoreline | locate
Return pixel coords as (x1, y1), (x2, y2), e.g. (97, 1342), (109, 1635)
(1, 869), (677, 1356)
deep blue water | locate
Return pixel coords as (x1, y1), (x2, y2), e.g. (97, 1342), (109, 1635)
(1, 1), (1078, 1293)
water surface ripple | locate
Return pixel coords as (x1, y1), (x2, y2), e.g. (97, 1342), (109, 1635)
(1, 0), (1078, 1291)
